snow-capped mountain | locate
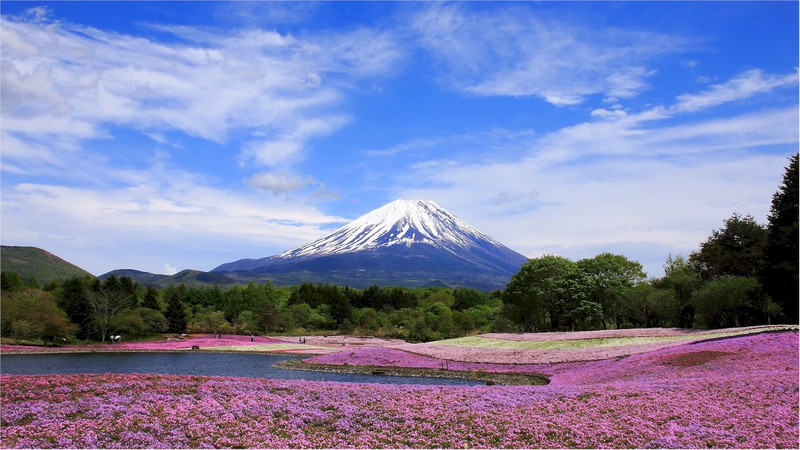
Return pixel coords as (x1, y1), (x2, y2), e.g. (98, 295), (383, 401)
(213, 200), (528, 289)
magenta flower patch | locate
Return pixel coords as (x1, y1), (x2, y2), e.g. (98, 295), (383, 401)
(1, 331), (797, 448)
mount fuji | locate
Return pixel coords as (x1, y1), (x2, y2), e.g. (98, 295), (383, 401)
(212, 200), (528, 290)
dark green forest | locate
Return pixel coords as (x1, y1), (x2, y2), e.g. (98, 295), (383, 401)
(2, 154), (796, 344)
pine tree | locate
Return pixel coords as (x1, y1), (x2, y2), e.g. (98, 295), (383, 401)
(141, 286), (160, 310)
(761, 153), (799, 323)
(690, 213), (768, 280)
(164, 285), (188, 333)
(57, 276), (93, 339)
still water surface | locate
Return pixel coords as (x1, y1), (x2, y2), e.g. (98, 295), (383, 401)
(0, 352), (482, 386)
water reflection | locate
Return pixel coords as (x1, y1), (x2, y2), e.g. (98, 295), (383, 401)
(0, 352), (483, 386)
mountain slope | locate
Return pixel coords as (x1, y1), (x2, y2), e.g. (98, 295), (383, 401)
(100, 269), (236, 288)
(214, 200), (528, 290)
(1, 246), (94, 282)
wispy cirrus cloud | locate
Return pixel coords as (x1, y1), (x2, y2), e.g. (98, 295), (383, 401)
(246, 171), (317, 195)
(410, 4), (689, 106)
(387, 69), (798, 277)
(1, 7), (397, 273)
(1, 162), (348, 274)
(1, 8), (401, 174)
(673, 69), (798, 113)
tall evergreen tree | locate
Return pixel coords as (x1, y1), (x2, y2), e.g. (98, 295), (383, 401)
(1, 271), (24, 292)
(761, 153), (799, 323)
(164, 285), (188, 333)
(57, 276), (93, 339)
(690, 213), (768, 280)
(141, 286), (160, 310)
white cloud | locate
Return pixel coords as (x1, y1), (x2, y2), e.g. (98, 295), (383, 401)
(590, 108), (628, 119)
(1, 165), (349, 274)
(163, 263), (178, 275)
(674, 69), (798, 113)
(247, 172), (316, 194)
(0, 8), (388, 274)
(0, 11), (397, 172)
(363, 137), (442, 157)
(388, 71), (798, 277)
(411, 4), (686, 106)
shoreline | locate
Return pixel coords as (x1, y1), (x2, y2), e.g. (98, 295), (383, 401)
(274, 359), (549, 386)
(0, 348), (318, 358)
(0, 347), (549, 386)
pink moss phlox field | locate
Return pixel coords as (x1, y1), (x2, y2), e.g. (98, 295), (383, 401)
(384, 326), (797, 365)
(2, 332), (796, 449)
(482, 326), (769, 342)
(306, 331), (800, 384)
(269, 335), (408, 347)
(388, 341), (693, 364)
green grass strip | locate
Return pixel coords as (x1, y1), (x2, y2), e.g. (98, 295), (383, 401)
(432, 326), (796, 350)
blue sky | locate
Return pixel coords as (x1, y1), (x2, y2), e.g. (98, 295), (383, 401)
(1, 2), (798, 279)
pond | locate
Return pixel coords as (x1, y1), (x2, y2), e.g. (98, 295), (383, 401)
(0, 352), (483, 386)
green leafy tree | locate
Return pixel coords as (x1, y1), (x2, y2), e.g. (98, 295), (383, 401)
(274, 311), (295, 332)
(452, 288), (490, 311)
(577, 253), (645, 329)
(463, 303), (501, 332)
(691, 276), (762, 328)
(490, 313), (517, 333)
(568, 300), (604, 331)
(504, 255), (581, 331)
(1, 289), (77, 344)
(109, 308), (149, 337)
(424, 302), (455, 338)
(357, 307), (383, 332)
(83, 286), (136, 343)
(622, 284), (674, 328)
(655, 254), (703, 328)
(690, 213), (768, 280)
(24, 275), (40, 289)
(42, 278), (61, 292)
(202, 310), (229, 334)
(235, 311), (256, 334)
(761, 153), (798, 323)
(253, 297), (279, 333)
(138, 308), (167, 333)
(338, 318), (355, 334)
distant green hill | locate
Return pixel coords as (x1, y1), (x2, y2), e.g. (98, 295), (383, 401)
(99, 269), (168, 286)
(162, 269), (237, 287)
(100, 268), (237, 288)
(1, 246), (94, 282)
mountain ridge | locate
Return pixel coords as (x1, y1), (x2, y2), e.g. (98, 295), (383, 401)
(1, 245), (94, 282)
(213, 199), (528, 289)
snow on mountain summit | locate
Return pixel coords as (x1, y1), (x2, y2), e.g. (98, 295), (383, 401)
(211, 198), (529, 287)
(276, 199), (503, 259)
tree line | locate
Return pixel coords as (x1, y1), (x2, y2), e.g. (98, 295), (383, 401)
(504, 154), (797, 331)
(0, 272), (508, 344)
(1, 154), (796, 343)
